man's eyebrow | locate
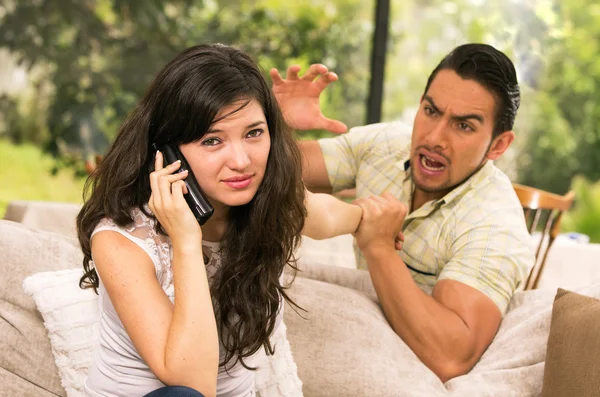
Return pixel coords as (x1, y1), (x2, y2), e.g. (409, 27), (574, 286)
(454, 113), (484, 124)
(207, 120), (266, 133)
(423, 94), (484, 124)
(423, 95), (441, 114)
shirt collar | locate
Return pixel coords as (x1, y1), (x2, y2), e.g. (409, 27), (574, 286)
(437, 160), (495, 206)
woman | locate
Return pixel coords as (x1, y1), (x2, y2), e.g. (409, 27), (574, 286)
(77, 44), (363, 397)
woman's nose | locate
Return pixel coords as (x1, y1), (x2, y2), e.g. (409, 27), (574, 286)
(228, 143), (251, 170)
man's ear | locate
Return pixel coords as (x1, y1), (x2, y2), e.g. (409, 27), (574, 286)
(486, 130), (515, 160)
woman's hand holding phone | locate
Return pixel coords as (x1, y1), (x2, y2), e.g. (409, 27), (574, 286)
(146, 150), (218, 392)
(149, 150), (203, 251)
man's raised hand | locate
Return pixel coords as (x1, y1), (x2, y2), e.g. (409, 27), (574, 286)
(270, 64), (347, 134)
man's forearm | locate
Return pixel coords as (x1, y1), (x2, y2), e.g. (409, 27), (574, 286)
(363, 246), (480, 382)
(298, 140), (333, 193)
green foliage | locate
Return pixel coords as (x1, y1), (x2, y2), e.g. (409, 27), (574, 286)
(517, 0), (600, 194)
(1, 0), (598, 235)
(0, 0), (373, 163)
(382, 0), (550, 123)
(562, 176), (600, 243)
(0, 139), (86, 216)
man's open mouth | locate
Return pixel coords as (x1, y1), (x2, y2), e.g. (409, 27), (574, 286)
(420, 154), (446, 171)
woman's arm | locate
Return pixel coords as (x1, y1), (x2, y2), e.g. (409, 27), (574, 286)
(301, 189), (362, 240)
(92, 153), (218, 396)
(92, 233), (218, 395)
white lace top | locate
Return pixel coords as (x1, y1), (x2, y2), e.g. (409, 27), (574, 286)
(84, 207), (276, 397)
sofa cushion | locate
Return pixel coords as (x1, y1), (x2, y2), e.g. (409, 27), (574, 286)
(0, 220), (81, 397)
(22, 268), (100, 397)
(3, 200), (82, 238)
(283, 276), (448, 397)
(285, 262), (600, 397)
(1, 367), (62, 397)
(541, 288), (600, 397)
(445, 288), (554, 396)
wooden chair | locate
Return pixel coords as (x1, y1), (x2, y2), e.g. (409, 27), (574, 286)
(84, 155), (103, 175)
(513, 183), (575, 290)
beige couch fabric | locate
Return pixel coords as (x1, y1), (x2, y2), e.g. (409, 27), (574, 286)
(5, 215), (600, 397)
(541, 288), (600, 397)
(284, 276), (447, 397)
(2, 219), (303, 397)
(0, 220), (81, 397)
(3, 201), (82, 238)
(285, 261), (600, 397)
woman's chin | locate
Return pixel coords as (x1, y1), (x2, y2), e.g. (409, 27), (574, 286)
(213, 191), (257, 208)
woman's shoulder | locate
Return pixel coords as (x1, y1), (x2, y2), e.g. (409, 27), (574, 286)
(93, 206), (156, 236)
(92, 206), (173, 288)
(92, 206), (164, 266)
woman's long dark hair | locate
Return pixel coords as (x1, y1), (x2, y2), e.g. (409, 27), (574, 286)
(76, 44), (306, 369)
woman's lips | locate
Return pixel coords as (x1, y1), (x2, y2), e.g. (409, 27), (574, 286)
(222, 176), (252, 189)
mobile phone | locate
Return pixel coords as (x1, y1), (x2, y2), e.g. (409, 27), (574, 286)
(153, 143), (214, 225)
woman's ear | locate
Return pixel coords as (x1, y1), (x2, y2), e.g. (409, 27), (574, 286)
(486, 130), (515, 160)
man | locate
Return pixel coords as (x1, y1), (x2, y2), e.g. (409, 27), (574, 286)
(270, 43), (534, 381)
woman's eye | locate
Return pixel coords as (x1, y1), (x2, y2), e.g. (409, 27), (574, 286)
(201, 137), (220, 146)
(246, 129), (264, 138)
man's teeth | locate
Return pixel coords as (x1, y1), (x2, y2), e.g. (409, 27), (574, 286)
(421, 155), (446, 171)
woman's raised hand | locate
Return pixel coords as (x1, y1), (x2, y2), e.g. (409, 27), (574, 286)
(149, 150), (203, 250)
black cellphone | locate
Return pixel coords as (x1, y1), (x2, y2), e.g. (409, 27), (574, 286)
(153, 143), (214, 225)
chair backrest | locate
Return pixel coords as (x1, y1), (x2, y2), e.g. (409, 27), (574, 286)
(513, 183), (575, 290)
(85, 155), (103, 175)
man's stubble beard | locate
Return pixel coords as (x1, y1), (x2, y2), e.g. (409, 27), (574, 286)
(409, 145), (491, 194)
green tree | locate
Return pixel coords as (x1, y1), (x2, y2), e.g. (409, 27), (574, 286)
(562, 176), (600, 243)
(517, 0), (600, 194)
(382, 0), (551, 123)
(0, 0), (373, 164)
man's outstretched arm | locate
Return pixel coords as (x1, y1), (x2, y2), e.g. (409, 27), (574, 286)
(365, 249), (501, 382)
(297, 140), (332, 193)
(271, 64), (353, 193)
(353, 193), (502, 382)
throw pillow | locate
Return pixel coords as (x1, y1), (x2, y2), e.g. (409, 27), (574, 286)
(23, 267), (303, 397)
(541, 288), (600, 397)
(22, 268), (99, 397)
(254, 321), (303, 397)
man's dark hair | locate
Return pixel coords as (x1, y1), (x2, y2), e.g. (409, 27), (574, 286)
(423, 43), (520, 138)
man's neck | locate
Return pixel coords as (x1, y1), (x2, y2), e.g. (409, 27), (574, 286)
(410, 188), (448, 213)
(410, 160), (491, 212)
